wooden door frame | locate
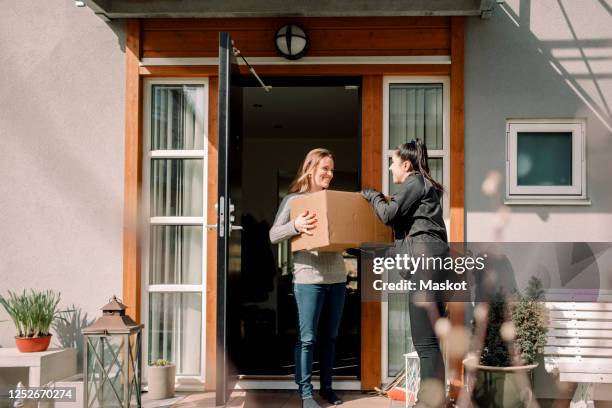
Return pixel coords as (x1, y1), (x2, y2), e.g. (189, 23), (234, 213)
(122, 16), (464, 392)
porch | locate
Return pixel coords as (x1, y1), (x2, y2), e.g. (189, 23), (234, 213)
(143, 390), (394, 408)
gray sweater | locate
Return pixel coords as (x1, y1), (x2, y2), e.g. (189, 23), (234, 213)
(269, 193), (347, 284)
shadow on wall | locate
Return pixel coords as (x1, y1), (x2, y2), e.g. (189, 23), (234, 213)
(52, 306), (95, 373)
(467, 0), (612, 221)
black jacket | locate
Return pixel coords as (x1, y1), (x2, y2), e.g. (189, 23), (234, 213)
(365, 171), (449, 281)
(366, 171), (448, 243)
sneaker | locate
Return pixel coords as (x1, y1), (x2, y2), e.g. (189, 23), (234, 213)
(302, 396), (322, 408)
(319, 388), (343, 405)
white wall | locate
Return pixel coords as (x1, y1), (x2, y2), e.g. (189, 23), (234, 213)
(464, 0), (612, 242)
(0, 0), (126, 366)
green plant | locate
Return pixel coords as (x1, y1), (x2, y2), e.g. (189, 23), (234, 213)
(511, 277), (547, 365)
(479, 277), (548, 367)
(0, 290), (69, 338)
(150, 359), (172, 367)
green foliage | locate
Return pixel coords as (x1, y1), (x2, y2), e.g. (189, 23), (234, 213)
(151, 359), (172, 367)
(480, 277), (548, 367)
(0, 290), (70, 338)
(511, 277), (548, 365)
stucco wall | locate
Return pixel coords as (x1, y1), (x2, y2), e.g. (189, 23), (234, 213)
(464, 0), (612, 400)
(0, 0), (126, 368)
(465, 0), (612, 242)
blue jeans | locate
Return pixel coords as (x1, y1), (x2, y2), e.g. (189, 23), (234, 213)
(293, 282), (346, 399)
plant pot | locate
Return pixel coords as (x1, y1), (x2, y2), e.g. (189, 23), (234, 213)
(147, 364), (176, 400)
(15, 335), (52, 352)
(463, 357), (538, 408)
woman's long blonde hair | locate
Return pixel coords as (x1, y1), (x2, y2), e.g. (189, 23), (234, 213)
(288, 148), (334, 193)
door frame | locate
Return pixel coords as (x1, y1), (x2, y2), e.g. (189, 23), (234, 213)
(123, 16), (465, 393)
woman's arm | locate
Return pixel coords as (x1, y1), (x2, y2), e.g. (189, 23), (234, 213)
(363, 175), (424, 225)
(269, 195), (300, 244)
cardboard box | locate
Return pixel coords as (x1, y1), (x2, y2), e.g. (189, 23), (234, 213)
(289, 190), (393, 252)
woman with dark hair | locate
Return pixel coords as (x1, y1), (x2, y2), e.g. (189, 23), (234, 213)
(270, 148), (346, 408)
(361, 139), (449, 408)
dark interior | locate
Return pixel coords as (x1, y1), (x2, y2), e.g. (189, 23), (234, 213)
(236, 78), (362, 378)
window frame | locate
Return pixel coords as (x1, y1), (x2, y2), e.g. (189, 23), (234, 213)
(505, 118), (587, 202)
(381, 76), (451, 383)
(141, 78), (209, 386)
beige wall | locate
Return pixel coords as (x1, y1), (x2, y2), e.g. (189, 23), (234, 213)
(0, 0), (126, 363)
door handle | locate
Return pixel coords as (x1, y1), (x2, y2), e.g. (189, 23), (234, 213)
(231, 225), (243, 231)
(206, 224), (218, 230)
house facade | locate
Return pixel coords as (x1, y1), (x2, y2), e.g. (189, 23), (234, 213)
(1, 0), (611, 403)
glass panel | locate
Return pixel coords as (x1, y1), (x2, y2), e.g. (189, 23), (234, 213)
(149, 292), (202, 376)
(150, 159), (203, 217)
(517, 132), (572, 186)
(389, 84), (443, 150)
(388, 293), (415, 376)
(151, 85), (205, 150)
(149, 226), (203, 285)
(389, 157), (443, 195)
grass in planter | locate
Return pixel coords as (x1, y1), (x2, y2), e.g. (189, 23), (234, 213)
(150, 359), (173, 367)
(0, 290), (70, 338)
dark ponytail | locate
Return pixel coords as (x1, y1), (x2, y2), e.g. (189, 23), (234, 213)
(396, 139), (445, 192)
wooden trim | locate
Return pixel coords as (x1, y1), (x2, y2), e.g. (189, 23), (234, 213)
(140, 64), (451, 77)
(141, 17), (451, 58)
(205, 76), (219, 391)
(360, 75), (383, 391)
(142, 17), (451, 30)
(450, 17), (465, 243)
(122, 19), (143, 323)
(448, 15), (465, 399)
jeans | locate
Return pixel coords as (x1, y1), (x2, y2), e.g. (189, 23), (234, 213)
(293, 282), (346, 399)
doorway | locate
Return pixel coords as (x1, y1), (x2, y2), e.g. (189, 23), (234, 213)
(235, 78), (362, 381)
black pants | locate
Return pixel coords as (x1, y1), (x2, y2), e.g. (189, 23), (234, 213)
(402, 235), (448, 405)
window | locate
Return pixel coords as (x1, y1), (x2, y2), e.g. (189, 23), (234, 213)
(506, 119), (587, 203)
(142, 79), (208, 384)
(382, 77), (450, 379)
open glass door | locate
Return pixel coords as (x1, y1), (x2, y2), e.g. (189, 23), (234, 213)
(216, 32), (244, 406)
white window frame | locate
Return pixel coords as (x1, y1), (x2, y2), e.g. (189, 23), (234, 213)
(381, 76), (451, 384)
(141, 78), (209, 388)
(505, 118), (587, 203)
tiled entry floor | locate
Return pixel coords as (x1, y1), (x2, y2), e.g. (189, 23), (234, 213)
(143, 390), (397, 408)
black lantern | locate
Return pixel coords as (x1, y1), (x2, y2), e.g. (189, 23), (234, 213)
(274, 24), (309, 60)
(82, 296), (143, 408)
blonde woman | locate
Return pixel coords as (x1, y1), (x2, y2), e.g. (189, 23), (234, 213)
(270, 148), (346, 407)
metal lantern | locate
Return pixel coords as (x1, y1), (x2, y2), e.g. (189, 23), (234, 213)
(404, 351), (421, 407)
(82, 296), (143, 408)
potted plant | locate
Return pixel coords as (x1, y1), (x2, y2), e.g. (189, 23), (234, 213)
(464, 277), (548, 408)
(0, 289), (68, 352)
(147, 359), (176, 399)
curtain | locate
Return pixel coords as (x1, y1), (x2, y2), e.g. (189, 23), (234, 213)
(389, 84), (443, 150)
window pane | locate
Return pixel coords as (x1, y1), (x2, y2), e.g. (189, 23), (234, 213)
(388, 294), (415, 376)
(389, 158), (443, 196)
(149, 226), (203, 285)
(151, 159), (203, 217)
(389, 84), (443, 150)
(517, 132), (572, 186)
(151, 85), (205, 150)
(149, 292), (202, 376)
